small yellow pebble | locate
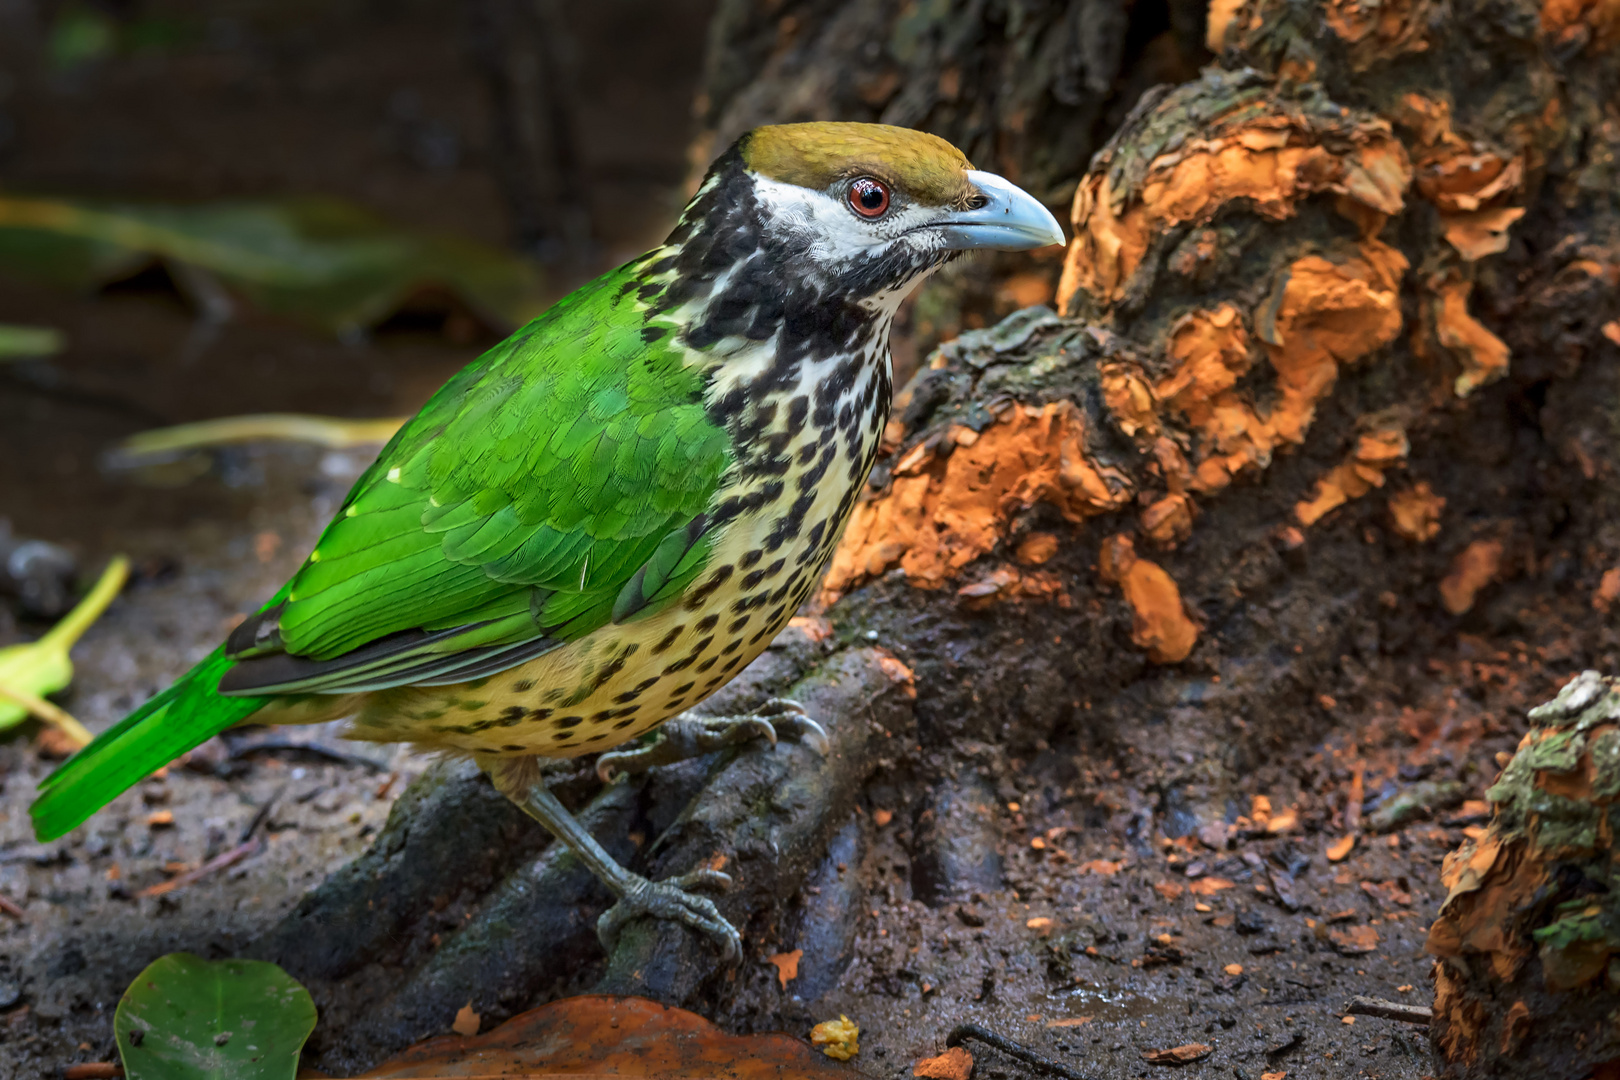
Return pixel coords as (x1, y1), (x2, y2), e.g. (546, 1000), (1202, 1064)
(811, 1015), (860, 1061)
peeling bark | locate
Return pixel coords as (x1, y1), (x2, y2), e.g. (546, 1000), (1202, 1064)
(1427, 671), (1620, 1079)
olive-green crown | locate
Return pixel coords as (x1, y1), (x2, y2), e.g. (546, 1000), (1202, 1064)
(741, 122), (978, 208)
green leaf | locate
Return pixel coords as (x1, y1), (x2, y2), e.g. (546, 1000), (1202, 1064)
(0, 195), (546, 337)
(115, 954), (317, 1080)
(0, 324), (66, 360)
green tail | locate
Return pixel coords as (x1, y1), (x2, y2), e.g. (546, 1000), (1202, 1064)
(30, 647), (270, 841)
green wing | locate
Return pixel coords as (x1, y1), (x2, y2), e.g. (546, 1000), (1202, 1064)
(220, 259), (731, 695)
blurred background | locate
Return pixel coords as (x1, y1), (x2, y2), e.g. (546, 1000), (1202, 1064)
(0, 0), (1208, 595)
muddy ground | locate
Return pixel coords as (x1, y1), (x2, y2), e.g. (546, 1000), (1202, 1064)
(0, 3), (1608, 1078)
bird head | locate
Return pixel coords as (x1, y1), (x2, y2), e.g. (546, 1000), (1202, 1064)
(658, 122), (1064, 337)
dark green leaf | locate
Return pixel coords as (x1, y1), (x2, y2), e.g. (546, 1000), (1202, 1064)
(115, 953), (317, 1080)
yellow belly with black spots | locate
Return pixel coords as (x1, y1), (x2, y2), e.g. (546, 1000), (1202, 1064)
(330, 464), (856, 757)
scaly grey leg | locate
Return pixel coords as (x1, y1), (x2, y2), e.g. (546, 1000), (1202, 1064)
(483, 757), (741, 961)
(595, 697), (830, 782)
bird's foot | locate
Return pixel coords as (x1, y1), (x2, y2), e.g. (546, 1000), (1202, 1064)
(597, 868), (741, 962)
(596, 697), (829, 782)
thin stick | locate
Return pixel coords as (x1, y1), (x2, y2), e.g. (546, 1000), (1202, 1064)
(0, 893), (24, 919)
(1345, 995), (1433, 1025)
(137, 839), (262, 899)
(947, 1024), (1095, 1080)
(0, 683), (92, 748)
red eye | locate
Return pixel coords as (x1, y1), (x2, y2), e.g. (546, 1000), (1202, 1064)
(848, 177), (891, 218)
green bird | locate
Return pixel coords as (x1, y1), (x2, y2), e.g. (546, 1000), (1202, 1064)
(30, 122), (1063, 957)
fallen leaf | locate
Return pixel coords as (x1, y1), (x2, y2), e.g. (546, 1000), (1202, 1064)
(1328, 924), (1380, 955)
(1262, 1072), (1288, 1080)
(451, 1004), (479, 1037)
(1224, 963), (1244, 976)
(810, 1015), (860, 1062)
(0, 324), (65, 360)
(146, 811), (175, 828)
(1026, 917), (1055, 934)
(115, 954), (315, 1080)
(1046, 1017), (1093, 1028)
(1142, 1043), (1213, 1065)
(768, 950), (802, 990)
(1265, 808), (1299, 834)
(1605, 320), (1620, 345)
(1079, 859), (1123, 876)
(1327, 835), (1357, 862)
(356, 996), (848, 1077)
(1154, 881), (1185, 901)
(1188, 876), (1235, 895)
(0, 195), (544, 337)
(872, 808), (894, 827)
(913, 1046), (973, 1080)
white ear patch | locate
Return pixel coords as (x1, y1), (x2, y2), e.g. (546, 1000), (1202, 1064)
(749, 174), (940, 269)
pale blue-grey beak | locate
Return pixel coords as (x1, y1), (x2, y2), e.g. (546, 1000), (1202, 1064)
(938, 170), (1066, 251)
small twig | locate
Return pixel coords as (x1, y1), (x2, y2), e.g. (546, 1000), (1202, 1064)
(137, 838), (262, 899)
(114, 413), (405, 462)
(0, 893), (24, 919)
(225, 738), (386, 772)
(63, 1065), (122, 1079)
(1345, 995), (1433, 1025)
(0, 682), (92, 748)
(240, 784), (287, 845)
(947, 1024), (1095, 1080)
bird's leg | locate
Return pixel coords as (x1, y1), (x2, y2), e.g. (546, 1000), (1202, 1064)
(595, 697), (829, 782)
(482, 756), (741, 961)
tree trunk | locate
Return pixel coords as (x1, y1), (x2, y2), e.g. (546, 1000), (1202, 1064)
(256, 1), (1620, 1073)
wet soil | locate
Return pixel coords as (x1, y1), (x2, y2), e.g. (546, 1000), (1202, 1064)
(0, 5), (1608, 1079)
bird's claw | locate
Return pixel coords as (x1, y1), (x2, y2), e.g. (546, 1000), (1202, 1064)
(597, 870), (741, 963)
(595, 698), (829, 782)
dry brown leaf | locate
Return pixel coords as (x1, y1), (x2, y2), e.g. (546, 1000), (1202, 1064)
(354, 995), (848, 1078)
(1329, 924), (1381, 954)
(769, 949), (803, 989)
(912, 1046), (973, 1080)
(1142, 1043), (1213, 1065)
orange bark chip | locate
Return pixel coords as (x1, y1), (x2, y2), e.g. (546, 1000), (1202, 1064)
(913, 1046), (973, 1080)
(768, 950), (803, 989)
(1440, 538), (1504, 614)
(1153, 881), (1185, 901)
(1604, 320), (1620, 345)
(1142, 1043), (1213, 1065)
(1429, 274), (1511, 397)
(1390, 481), (1446, 542)
(451, 1003), (480, 1037)
(1188, 876), (1236, 895)
(1327, 835), (1357, 862)
(1098, 534), (1199, 663)
(1594, 567), (1620, 613)
(1079, 859), (1124, 876)
(1296, 421), (1409, 525)
(822, 401), (1130, 600)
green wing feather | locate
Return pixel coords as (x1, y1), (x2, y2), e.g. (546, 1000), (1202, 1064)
(31, 256), (731, 841)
